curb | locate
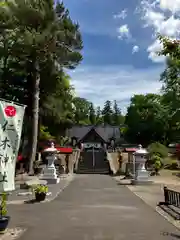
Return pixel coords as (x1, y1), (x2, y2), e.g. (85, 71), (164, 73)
(7, 175), (75, 205)
(45, 175), (74, 203)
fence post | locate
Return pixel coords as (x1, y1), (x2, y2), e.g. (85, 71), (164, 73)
(164, 186), (169, 205)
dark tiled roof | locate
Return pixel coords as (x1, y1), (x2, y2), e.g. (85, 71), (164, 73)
(66, 126), (92, 140)
(95, 126), (120, 141)
(66, 125), (121, 142)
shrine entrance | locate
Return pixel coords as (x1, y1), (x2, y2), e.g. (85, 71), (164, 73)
(78, 143), (110, 173)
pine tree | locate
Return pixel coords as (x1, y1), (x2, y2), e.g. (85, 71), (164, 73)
(1, 0), (83, 173)
(112, 100), (122, 125)
(96, 106), (102, 124)
(102, 100), (113, 125)
(89, 103), (96, 125)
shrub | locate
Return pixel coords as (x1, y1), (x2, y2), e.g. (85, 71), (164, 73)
(39, 125), (55, 141)
(170, 161), (178, 170)
(0, 193), (7, 217)
(148, 154), (163, 175)
(151, 154), (162, 164)
(148, 142), (168, 159)
(166, 160), (179, 170)
(32, 184), (48, 194)
(154, 158), (162, 169)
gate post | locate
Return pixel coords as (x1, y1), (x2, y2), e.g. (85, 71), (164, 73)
(92, 146), (95, 168)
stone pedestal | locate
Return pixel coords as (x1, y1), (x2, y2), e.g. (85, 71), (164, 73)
(41, 143), (60, 184)
(131, 145), (152, 185)
(131, 165), (152, 185)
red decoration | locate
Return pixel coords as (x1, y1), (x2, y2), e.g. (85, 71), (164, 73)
(4, 106), (16, 117)
(42, 146), (73, 154)
(17, 154), (23, 161)
(57, 147), (73, 153)
(125, 148), (138, 152)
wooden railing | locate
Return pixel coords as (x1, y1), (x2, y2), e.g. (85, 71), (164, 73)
(158, 186), (180, 220)
(159, 186), (180, 208)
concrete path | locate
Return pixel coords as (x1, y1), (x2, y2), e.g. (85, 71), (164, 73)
(8, 174), (180, 239)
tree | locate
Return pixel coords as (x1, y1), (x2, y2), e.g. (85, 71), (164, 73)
(39, 125), (55, 141)
(125, 94), (167, 145)
(96, 106), (103, 124)
(147, 142), (168, 159)
(73, 97), (91, 125)
(112, 100), (124, 125)
(102, 100), (113, 125)
(160, 58), (180, 142)
(158, 36), (180, 142)
(0, 0), (83, 173)
(89, 103), (96, 125)
(41, 72), (75, 136)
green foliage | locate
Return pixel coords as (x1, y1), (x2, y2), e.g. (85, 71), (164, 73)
(151, 154), (162, 163)
(148, 142), (168, 159)
(0, 0), (83, 170)
(56, 136), (70, 146)
(154, 158), (162, 170)
(39, 125), (55, 141)
(0, 0), (126, 162)
(112, 100), (124, 125)
(32, 184), (48, 194)
(124, 36), (180, 146)
(102, 100), (113, 125)
(0, 193), (7, 217)
(158, 35), (180, 60)
(95, 106), (103, 124)
(169, 160), (178, 170)
(125, 94), (168, 145)
(157, 36), (180, 143)
(73, 97), (91, 125)
(72, 98), (124, 126)
(89, 103), (96, 124)
(120, 126), (128, 135)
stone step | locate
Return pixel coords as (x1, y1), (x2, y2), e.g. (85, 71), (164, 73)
(77, 168), (109, 173)
(78, 163), (109, 167)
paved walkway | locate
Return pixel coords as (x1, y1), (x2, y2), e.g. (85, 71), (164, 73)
(8, 175), (180, 239)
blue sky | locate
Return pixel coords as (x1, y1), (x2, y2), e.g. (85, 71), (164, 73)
(63, 0), (180, 113)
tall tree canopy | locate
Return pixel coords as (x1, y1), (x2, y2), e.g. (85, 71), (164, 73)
(159, 36), (180, 142)
(125, 94), (168, 146)
(102, 100), (113, 125)
(0, 0), (83, 172)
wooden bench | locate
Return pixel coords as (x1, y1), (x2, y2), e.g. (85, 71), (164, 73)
(159, 186), (180, 220)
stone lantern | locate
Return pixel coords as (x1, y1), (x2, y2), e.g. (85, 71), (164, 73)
(131, 144), (152, 185)
(41, 142), (60, 184)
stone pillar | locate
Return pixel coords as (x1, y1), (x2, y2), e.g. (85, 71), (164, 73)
(41, 142), (60, 184)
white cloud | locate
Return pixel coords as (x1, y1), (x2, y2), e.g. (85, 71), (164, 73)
(132, 45), (139, 54)
(140, 0), (180, 62)
(113, 9), (127, 19)
(68, 65), (163, 113)
(147, 40), (166, 62)
(117, 24), (131, 39)
(143, 9), (165, 28)
(159, 0), (180, 13)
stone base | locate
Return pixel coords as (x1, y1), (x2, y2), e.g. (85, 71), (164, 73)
(131, 179), (153, 185)
(41, 178), (60, 184)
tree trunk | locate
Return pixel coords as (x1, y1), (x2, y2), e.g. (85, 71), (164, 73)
(28, 62), (40, 175)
